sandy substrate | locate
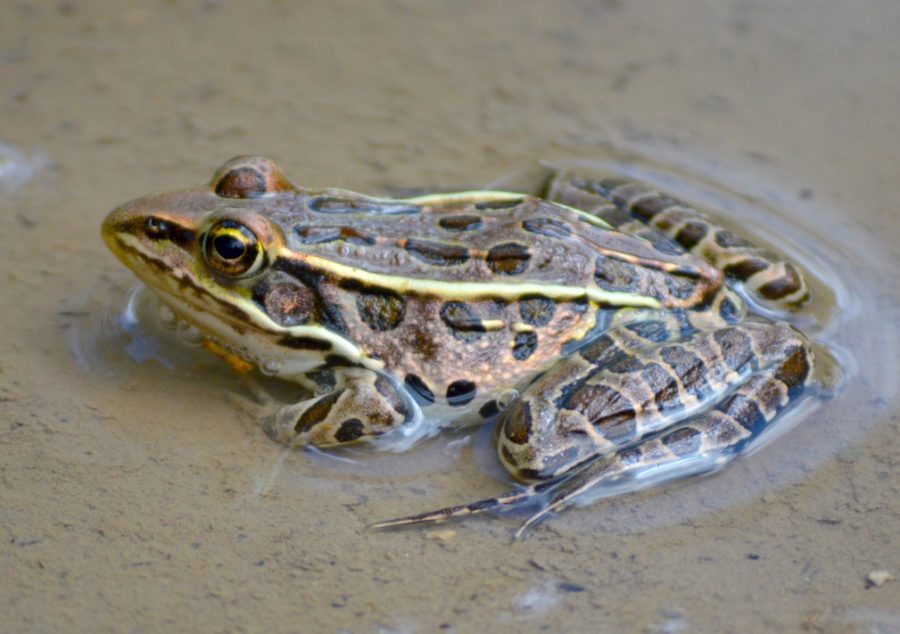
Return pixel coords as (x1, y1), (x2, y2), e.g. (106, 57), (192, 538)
(1, 2), (898, 632)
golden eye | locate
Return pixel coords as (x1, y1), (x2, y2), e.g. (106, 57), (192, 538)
(203, 219), (265, 277)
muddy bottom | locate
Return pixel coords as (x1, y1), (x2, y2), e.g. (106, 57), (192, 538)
(2, 2), (898, 632)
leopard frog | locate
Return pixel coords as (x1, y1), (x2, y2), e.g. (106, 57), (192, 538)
(102, 156), (817, 537)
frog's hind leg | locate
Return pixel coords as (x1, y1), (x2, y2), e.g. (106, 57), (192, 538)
(371, 321), (814, 535)
(542, 168), (810, 309)
(512, 335), (814, 537)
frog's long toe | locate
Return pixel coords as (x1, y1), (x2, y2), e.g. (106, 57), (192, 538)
(367, 487), (539, 531)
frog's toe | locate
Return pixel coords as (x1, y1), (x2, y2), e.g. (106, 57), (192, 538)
(367, 487), (539, 532)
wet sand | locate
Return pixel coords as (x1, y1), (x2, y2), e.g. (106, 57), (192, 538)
(2, 1), (898, 632)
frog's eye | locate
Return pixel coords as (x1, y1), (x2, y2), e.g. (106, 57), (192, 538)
(210, 156), (292, 199)
(203, 219), (265, 278)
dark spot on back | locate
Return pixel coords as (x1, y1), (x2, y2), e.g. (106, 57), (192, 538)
(519, 297), (556, 327)
(479, 399), (499, 419)
(272, 259), (350, 337)
(446, 379), (477, 406)
(486, 242), (531, 275)
(295, 225), (376, 246)
(474, 198), (523, 210)
(356, 289), (406, 331)
(334, 418), (365, 443)
(439, 214), (483, 232)
(661, 426), (702, 456)
(522, 217), (571, 239)
(440, 302), (485, 343)
(308, 196), (420, 215)
(675, 221), (708, 250)
(594, 256), (637, 292)
(512, 332), (538, 361)
(406, 239), (470, 266)
(404, 374), (435, 406)
(215, 167), (266, 199)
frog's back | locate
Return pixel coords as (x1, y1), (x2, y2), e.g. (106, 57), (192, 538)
(275, 188), (720, 303)
(273, 190), (592, 287)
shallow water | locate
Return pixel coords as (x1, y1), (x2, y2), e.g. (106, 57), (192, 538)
(2, 1), (899, 632)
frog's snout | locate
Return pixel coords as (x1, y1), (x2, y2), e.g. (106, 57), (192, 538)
(101, 203), (137, 253)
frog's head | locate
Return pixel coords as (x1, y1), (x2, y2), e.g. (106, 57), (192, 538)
(102, 156), (364, 375)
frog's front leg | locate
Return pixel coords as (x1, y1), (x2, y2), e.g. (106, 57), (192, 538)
(370, 320), (813, 535)
(257, 367), (420, 448)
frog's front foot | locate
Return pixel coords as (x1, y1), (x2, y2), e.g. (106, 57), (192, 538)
(239, 368), (420, 448)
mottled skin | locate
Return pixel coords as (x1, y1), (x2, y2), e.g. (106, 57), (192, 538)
(102, 156), (817, 535)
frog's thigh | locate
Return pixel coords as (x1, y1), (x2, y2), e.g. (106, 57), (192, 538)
(543, 167), (809, 308)
(497, 322), (813, 481)
(261, 369), (418, 448)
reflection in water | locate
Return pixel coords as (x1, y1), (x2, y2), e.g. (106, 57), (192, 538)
(65, 280), (219, 377)
(0, 142), (47, 197)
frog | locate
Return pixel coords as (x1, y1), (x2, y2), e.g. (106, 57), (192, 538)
(102, 156), (817, 537)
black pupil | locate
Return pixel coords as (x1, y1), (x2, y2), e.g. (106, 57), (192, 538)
(213, 234), (246, 260)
